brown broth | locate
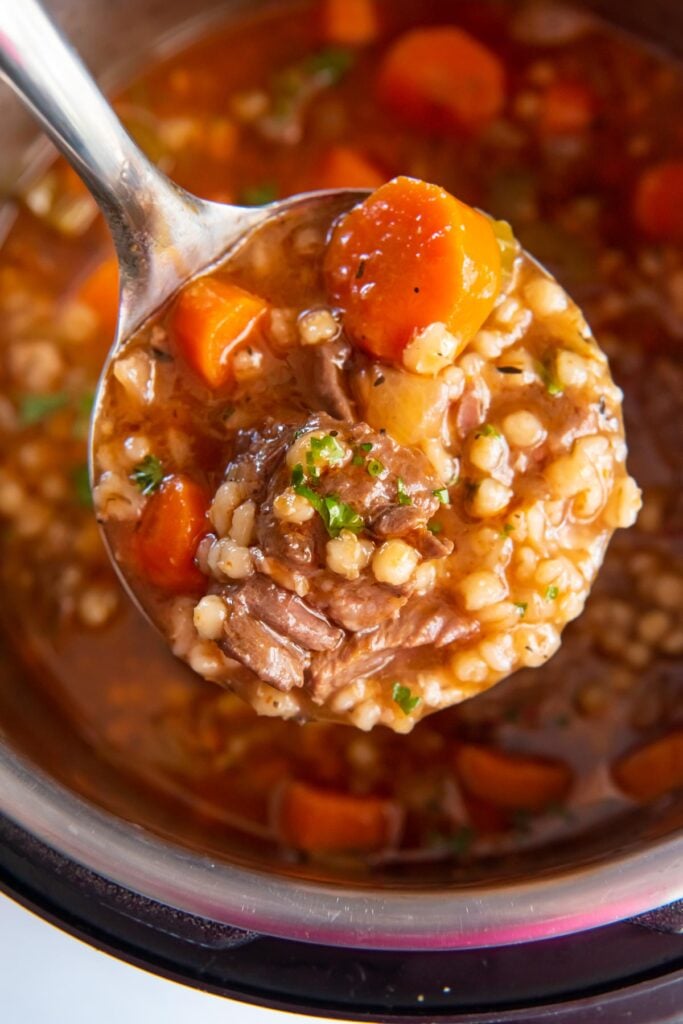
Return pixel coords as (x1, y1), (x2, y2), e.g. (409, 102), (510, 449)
(0, 0), (681, 869)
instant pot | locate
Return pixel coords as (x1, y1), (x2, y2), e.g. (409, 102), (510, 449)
(0, 1), (681, 1020)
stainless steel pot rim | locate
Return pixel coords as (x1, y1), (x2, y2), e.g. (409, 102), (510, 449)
(1, 740), (681, 950)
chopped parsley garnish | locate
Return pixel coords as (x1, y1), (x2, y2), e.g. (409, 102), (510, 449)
(310, 433), (345, 465)
(359, 442), (373, 452)
(130, 454), (165, 496)
(304, 46), (354, 85)
(305, 449), (320, 479)
(19, 392), (68, 425)
(501, 522), (514, 537)
(476, 423), (501, 438)
(366, 458), (384, 478)
(545, 585), (559, 601)
(293, 484), (363, 537)
(513, 601), (528, 617)
(427, 521), (443, 534)
(72, 463), (93, 507)
(293, 427), (308, 439)
(239, 182), (278, 206)
(392, 682), (421, 715)
(396, 477), (412, 506)
(433, 487), (449, 505)
(497, 365), (523, 375)
(291, 463), (305, 486)
(351, 452), (364, 467)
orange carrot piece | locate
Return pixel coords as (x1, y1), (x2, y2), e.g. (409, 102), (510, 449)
(133, 475), (209, 592)
(275, 779), (402, 853)
(77, 256), (120, 338)
(324, 176), (501, 363)
(169, 277), (268, 389)
(313, 145), (386, 191)
(633, 159), (683, 242)
(321, 0), (379, 45)
(455, 744), (572, 812)
(538, 80), (596, 136)
(613, 730), (683, 802)
(377, 27), (505, 135)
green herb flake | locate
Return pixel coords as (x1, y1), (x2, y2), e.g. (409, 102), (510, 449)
(310, 433), (345, 465)
(351, 452), (364, 467)
(304, 46), (354, 85)
(545, 585), (559, 601)
(366, 458), (384, 478)
(305, 449), (320, 479)
(513, 601), (528, 617)
(293, 484), (363, 538)
(427, 521), (443, 534)
(476, 423), (501, 438)
(72, 463), (93, 508)
(397, 477), (412, 506)
(500, 522), (514, 537)
(19, 392), (69, 425)
(130, 454), (165, 496)
(392, 682), (421, 715)
(448, 825), (475, 856)
(433, 487), (449, 505)
(359, 442), (373, 452)
(239, 182), (278, 206)
(291, 463), (305, 487)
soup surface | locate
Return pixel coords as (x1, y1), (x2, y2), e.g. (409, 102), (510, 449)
(0, 0), (681, 864)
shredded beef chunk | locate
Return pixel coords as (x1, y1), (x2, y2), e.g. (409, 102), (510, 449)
(308, 601), (478, 702)
(220, 595), (307, 692)
(214, 412), (466, 698)
(228, 575), (343, 652)
(287, 339), (355, 421)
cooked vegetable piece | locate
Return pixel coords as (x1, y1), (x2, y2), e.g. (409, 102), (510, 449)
(538, 80), (596, 135)
(133, 475), (209, 592)
(169, 278), (268, 389)
(313, 145), (385, 190)
(77, 256), (120, 337)
(613, 730), (683, 801)
(275, 779), (401, 852)
(325, 176), (501, 363)
(455, 744), (572, 811)
(376, 27), (505, 134)
(360, 365), (449, 444)
(633, 159), (683, 241)
(321, 0), (379, 46)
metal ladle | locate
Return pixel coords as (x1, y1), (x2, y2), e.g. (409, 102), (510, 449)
(0, 0), (360, 451)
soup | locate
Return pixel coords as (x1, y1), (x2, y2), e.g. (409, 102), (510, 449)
(0, 0), (681, 864)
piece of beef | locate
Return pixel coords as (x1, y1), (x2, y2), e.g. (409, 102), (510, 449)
(310, 575), (407, 633)
(307, 600), (478, 701)
(219, 597), (307, 692)
(230, 575), (343, 652)
(287, 340), (355, 421)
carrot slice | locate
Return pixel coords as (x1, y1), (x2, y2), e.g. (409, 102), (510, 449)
(633, 159), (683, 242)
(377, 27), (505, 135)
(613, 730), (683, 802)
(321, 0), (379, 45)
(275, 779), (402, 853)
(324, 176), (501, 363)
(313, 145), (386, 191)
(77, 256), (120, 338)
(133, 475), (209, 592)
(538, 80), (596, 136)
(454, 744), (572, 811)
(169, 278), (268, 389)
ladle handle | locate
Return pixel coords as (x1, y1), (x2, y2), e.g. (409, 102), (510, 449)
(0, 0), (227, 334)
